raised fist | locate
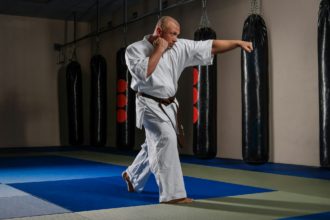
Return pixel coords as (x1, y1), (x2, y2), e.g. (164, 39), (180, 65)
(153, 37), (169, 52)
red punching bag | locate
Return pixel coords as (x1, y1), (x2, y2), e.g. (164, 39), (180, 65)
(193, 1), (217, 159)
(116, 47), (135, 149)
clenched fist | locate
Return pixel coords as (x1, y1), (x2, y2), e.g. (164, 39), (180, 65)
(240, 41), (253, 53)
(153, 37), (169, 52)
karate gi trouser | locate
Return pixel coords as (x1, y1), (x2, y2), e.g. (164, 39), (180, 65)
(125, 110), (187, 203)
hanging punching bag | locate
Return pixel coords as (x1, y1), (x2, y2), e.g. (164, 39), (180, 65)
(66, 61), (83, 145)
(116, 47), (135, 150)
(90, 55), (107, 146)
(318, 0), (330, 168)
(241, 14), (269, 164)
(193, 26), (217, 159)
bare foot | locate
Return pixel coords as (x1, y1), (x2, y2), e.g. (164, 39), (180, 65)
(122, 172), (135, 192)
(162, 198), (193, 204)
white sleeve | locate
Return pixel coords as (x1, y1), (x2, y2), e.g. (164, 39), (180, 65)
(125, 45), (150, 82)
(179, 39), (214, 68)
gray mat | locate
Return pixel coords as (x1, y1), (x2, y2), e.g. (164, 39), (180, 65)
(0, 195), (69, 219)
(0, 184), (28, 197)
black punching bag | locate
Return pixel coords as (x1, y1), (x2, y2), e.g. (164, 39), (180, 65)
(193, 27), (217, 159)
(116, 47), (135, 149)
(90, 55), (107, 146)
(318, 0), (330, 168)
(241, 14), (269, 164)
(66, 61), (83, 145)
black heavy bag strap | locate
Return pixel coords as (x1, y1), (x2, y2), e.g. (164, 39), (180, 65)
(137, 92), (185, 148)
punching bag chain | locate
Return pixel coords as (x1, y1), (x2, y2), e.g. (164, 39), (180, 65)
(71, 11), (77, 61)
(57, 48), (66, 64)
(95, 36), (100, 55)
(95, 0), (100, 55)
(250, 0), (261, 15)
(123, 0), (128, 47)
(199, 0), (210, 28)
(70, 46), (77, 61)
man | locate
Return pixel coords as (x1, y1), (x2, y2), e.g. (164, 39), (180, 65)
(123, 16), (253, 204)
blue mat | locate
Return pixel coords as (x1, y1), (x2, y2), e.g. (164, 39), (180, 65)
(10, 175), (272, 212)
(3, 155), (272, 212)
(180, 156), (330, 180)
(0, 155), (125, 183)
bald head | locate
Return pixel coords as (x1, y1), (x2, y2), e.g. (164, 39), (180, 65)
(156, 16), (180, 31)
(151, 16), (180, 48)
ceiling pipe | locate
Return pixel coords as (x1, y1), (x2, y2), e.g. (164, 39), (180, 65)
(55, 0), (196, 50)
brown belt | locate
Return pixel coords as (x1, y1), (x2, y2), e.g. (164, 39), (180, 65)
(136, 92), (185, 148)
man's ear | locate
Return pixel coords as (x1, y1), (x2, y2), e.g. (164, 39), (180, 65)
(156, 27), (162, 36)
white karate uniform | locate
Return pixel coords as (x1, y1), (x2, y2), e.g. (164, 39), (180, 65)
(124, 35), (213, 202)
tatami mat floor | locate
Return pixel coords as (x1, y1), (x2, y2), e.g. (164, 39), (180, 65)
(0, 148), (329, 220)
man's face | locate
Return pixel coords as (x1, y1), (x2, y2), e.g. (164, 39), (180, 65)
(159, 21), (180, 48)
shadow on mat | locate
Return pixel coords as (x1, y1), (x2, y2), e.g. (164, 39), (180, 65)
(176, 197), (330, 217)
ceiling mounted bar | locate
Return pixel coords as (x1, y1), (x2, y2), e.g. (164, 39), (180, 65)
(55, 0), (197, 50)
(76, 1), (98, 22)
(162, 0), (195, 11)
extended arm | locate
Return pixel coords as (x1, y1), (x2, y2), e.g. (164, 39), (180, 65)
(211, 40), (253, 54)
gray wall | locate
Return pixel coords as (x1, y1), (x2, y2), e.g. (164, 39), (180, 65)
(0, 0), (320, 167)
(99, 0), (319, 166)
(0, 14), (91, 147)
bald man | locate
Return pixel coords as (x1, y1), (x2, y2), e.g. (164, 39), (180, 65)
(123, 16), (253, 204)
